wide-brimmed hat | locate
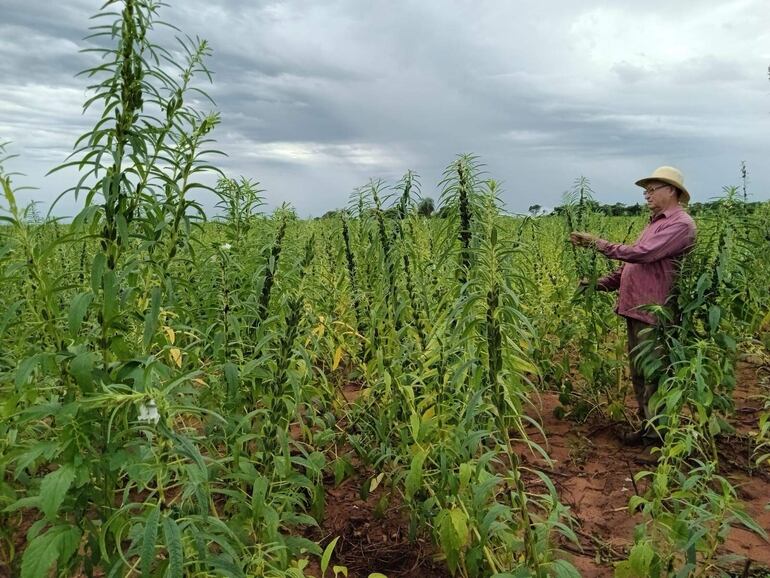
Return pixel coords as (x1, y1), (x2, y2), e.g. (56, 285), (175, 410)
(635, 166), (690, 204)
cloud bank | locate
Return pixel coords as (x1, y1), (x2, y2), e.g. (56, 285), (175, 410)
(1, 0), (769, 216)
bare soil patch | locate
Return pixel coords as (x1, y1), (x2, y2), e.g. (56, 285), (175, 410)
(302, 469), (446, 578)
(516, 360), (770, 577)
(303, 360), (770, 577)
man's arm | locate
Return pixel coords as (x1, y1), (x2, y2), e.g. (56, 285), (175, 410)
(594, 221), (695, 264)
(596, 266), (623, 291)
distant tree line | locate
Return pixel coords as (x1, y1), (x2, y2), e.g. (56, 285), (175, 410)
(318, 196), (767, 220)
(551, 198), (768, 217)
(551, 200), (646, 217)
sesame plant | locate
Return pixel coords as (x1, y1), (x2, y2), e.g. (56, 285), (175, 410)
(340, 163), (580, 577)
(552, 178), (630, 422)
(0, 2), (336, 577)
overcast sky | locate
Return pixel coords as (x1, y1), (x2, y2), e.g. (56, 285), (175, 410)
(1, 0), (769, 217)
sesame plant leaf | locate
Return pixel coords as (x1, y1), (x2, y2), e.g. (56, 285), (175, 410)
(449, 508), (469, 548)
(40, 464), (76, 520)
(4, 495), (41, 513)
(90, 252), (106, 293)
(15, 354), (41, 388)
(141, 503), (162, 577)
(707, 305), (721, 334)
(20, 535), (58, 578)
(437, 510), (460, 574)
(321, 536), (339, 575)
(405, 449), (427, 501)
(69, 351), (98, 391)
(549, 559), (581, 578)
(68, 291), (93, 335)
(731, 507), (768, 539)
(162, 515), (184, 578)
(21, 525), (81, 578)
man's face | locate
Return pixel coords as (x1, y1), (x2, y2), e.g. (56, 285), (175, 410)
(643, 181), (677, 213)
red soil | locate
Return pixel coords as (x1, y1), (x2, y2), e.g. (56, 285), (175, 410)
(309, 360), (770, 577)
(517, 360), (770, 577)
(302, 468), (447, 578)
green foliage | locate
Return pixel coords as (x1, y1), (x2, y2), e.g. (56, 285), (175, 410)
(418, 196), (435, 217)
(21, 524), (81, 578)
(0, 3), (768, 578)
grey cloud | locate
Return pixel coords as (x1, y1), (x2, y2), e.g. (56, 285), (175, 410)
(1, 0), (768, 217)
(674, 55), (755, 84)
(612, 61), (650, 85)
(2, 0), (94, 38)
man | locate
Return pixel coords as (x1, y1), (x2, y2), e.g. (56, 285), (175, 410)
(570, 166), (696, 444)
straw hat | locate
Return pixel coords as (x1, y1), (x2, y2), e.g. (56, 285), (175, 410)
(635, 166), (690, 204)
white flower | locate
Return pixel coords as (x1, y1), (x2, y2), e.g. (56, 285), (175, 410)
(220, 243), (232, 251)
(138, 399), (160, 425)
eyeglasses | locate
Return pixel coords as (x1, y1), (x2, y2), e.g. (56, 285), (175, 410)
(644, 184), (670, 196)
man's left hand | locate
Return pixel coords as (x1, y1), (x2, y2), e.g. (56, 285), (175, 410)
(570, 231), (599, 248)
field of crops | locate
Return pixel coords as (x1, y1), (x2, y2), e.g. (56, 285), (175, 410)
(2, 2), (770, 578)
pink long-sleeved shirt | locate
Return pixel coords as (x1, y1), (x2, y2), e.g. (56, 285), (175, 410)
(595, 205), (696, 325)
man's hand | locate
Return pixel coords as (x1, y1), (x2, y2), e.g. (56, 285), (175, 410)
(570, 231), (599, 248)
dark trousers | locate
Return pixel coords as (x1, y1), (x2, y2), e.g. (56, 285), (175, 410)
(626, 317), (662, 423)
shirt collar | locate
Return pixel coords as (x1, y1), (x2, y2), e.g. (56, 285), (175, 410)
(651, 204), (683, 222)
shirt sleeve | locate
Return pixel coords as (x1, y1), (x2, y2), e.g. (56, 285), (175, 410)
(594, 220), (695, 264)
(597, 266), (623, 291)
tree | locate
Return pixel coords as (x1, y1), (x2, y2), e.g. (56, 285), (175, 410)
(528, 204), (542, 216)
(417, 197), (435, 217)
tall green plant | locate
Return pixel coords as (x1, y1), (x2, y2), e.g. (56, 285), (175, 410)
(0, 2), (228, 575)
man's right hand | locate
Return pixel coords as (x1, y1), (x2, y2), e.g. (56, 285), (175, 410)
(570, 231), (599, 247)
